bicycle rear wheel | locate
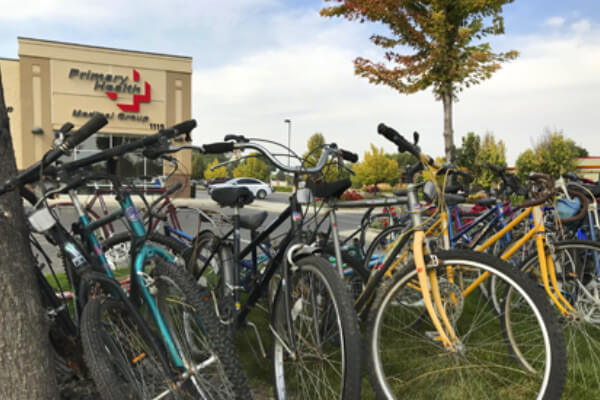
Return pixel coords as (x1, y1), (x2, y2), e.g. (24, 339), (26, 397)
(270, 255), (361, 400)
(366, 249), (566, 400)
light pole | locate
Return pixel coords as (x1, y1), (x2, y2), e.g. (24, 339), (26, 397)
(284, 119), (291, 167)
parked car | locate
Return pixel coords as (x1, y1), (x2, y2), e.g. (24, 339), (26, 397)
(207, 177), (230, 186)
(208, 177), (273, 199)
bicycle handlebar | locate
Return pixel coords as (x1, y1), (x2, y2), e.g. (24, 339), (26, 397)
(377, 123), (436, 167)
(0, 114), (109, 195)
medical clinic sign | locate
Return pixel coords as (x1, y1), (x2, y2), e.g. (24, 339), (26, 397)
(68, 67), (155, 125)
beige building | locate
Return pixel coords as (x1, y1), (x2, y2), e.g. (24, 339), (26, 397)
(0, 37), (192, 195)
(576, 157), (600, 181)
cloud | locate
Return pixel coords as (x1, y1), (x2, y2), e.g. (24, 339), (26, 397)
(571, 19), (592, 34)
(544, 16), (565, 28)
(192, 15), (600, 165)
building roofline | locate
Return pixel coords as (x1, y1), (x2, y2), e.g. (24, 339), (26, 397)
(0, 56), (18, 61)
(18, 37), (192, 60)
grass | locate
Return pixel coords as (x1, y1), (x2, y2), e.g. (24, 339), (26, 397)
(45, 265), (599, 399)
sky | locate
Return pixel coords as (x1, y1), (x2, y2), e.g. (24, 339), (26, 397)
(0, 0), (599, 164)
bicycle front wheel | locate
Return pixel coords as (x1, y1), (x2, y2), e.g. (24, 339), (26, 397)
(366, 249), (566, 400)
(271, 255), (361, 400)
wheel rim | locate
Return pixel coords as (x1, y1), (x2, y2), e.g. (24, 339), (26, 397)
(272, 263), (346, 400)
(371, 258), (553, 400)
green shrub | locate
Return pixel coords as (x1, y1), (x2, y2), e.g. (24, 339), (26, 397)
(273, 186), (293, 192)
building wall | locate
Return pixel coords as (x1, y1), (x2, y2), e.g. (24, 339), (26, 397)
(576, 157), (600, 181)
(4, 38), (193, 195)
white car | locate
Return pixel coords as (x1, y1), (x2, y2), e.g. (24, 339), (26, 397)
(208, 177), (273, 199)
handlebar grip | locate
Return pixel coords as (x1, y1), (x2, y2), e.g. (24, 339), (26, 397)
(172, 119), (197, 135)
(62, 114), (108, 150)
(377, 123), (419, 156)
(59, 122), (74, 134)
(224, 134), (248, 143)
(340, 149), (358, 163)
(165, 182), (183, 196)
(161, 119), (197, 139)
(203, 142), (234, 154)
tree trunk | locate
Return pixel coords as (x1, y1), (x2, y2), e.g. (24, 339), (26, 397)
(0, 69), (58, 398)
(442, 89), (455, 164)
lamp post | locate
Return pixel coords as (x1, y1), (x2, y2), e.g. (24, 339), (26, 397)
(284, 119), (291, 167)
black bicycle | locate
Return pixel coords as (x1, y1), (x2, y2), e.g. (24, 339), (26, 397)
(143, 134), (363, 400)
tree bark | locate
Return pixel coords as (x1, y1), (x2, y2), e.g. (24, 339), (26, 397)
(0, 69), (59, 398)
(442, 89), (455, 164)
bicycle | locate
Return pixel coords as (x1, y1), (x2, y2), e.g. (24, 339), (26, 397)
(362, 123), (566, 399)
(1, 115), (251, 399)
(148, 135), (363, 400)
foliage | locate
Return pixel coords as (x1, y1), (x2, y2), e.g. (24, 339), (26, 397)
(574, 145), (589, 158)
(204, 159), (228, 181)
(456, 132), (480, 170)
(303, 132), (344, 181)
(455, 132), (506, 188)
(353, 144), (400, 187)
(272, 185), (293, 193)
(515, 130), (580, 179)
(192, 152), (229, 180)
(321, 0), (518, 162)
(233, 153), (270, 182)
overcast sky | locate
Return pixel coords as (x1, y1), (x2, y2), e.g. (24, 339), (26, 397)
(0, 0), (598, 164)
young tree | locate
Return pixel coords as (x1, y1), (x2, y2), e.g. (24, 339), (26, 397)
(353, 144), (400, 187)
(456, 132), (480, 170)
(476, 133), (506, 188)
(0, 70), (58, 398)
(233, 153), (270, 182)
(515, 130), (580, 179)
(456, 132), (505, 188)
(204, 159), (228, 181)
(321, 0), (518, 163)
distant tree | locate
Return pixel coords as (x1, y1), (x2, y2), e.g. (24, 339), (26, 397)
(456, 132), (480, 171)
(303, 132), (342, 181)
(233, 153), (270, 182)
(475, 133), (506, 188)
(321, 0), (518, 163)
(204, 159), (228, 180)
(515, 149), (537, 181)
(515, 130), (579, 179)
(192, 152), (209, 180)
(353, 144), (400, 187)
(456, 132), (505, 188)
(574, 145), (589, 158)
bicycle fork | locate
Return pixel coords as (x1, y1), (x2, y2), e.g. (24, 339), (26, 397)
(408, 188), (459, 351)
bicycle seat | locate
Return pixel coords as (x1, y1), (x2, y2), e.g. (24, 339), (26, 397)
(444, 193), (466, 206)
(307, 179), (352, 200)
(234, 211), (268, 231)
(210, 187), (254, 208)
(475, 198), (496, 207)
(393, 189), (408, 197)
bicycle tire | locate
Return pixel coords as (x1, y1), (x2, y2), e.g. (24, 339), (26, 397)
(518, 240), (600, 397)
(270, 255), (361, 400)
(150, 257), (252, 399)
(366, 249), (566, 400)
(80, 296), (174, 400)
